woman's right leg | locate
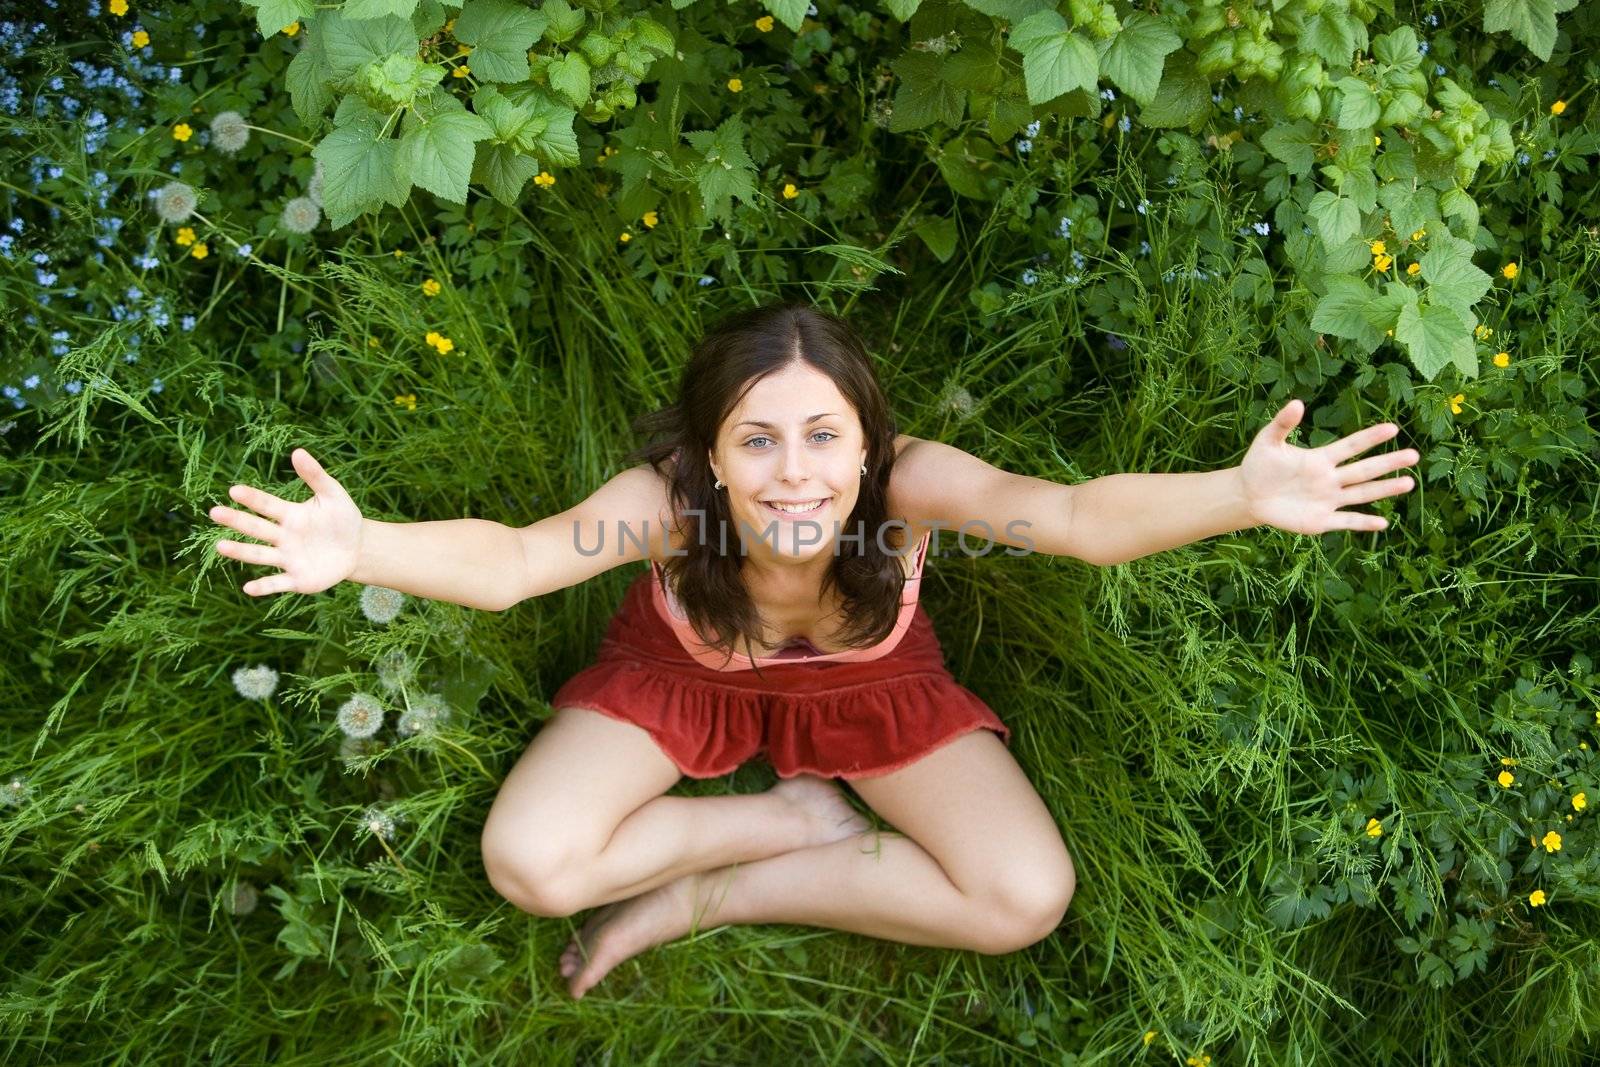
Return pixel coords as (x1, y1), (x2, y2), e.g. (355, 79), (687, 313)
(481, 706), (867, 917)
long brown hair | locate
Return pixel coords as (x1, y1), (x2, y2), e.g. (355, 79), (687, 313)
(623, 302), (910, 674)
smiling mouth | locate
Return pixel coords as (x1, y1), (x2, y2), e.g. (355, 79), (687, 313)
(761, 498), (829, 516)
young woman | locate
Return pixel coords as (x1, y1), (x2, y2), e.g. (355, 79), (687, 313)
(209, 302), (1418, 1000)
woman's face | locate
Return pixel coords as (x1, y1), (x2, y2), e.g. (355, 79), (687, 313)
(708, 361), (868, 565)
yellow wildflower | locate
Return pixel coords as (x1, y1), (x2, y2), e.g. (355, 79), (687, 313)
(368, 337), (380, 349)
(782, 182), (798, 199)
(1551, 100), (1566, 116)
(1449, 393), (1465, 415)
(174, 226), (195, 247)
(642, 210), (658, 228)
(109, 0), (128, 15)
(1502, 757), (1519, 766)
(1582, 742), (1590, 750)
(1374, 135), (1382, 146)
(1474, 323), (1493, 340)
(190, 241), (208, 260)
(1370, 239), (1386, 255)
(1498, 770), (1515, 788)
(282, 21), (299, 36)
(1529, 889), (1547, 907)
(1373, 252), (1394, 272)
(756, 15), (775, 31)
(619, 231), (632, 243)
(728, 77), (743, 92)
(1493, 351), (1510, 368)
(394, 393), (417, 411)
(131, 29), (149, 47)
(172, 122), (193, 142)
(425, 330), (443, 347)
(421, 278), (441, 297)
(1411, 228), (1426, 241)
(457, 44), (472, 56)
(452, 66), (470, 79)
(1502, 261), (1518, 280)
(1406, 262), (1421, 276)
(534, 171), (555, 188)
(1574, 792), (1588, 812)
(1366, 817), (1383, 837)
(1185, 1056), (1212, 1067)
(444, 18), (456, 33)
(1143, 1031), (1156, 1046)
(1542, 829), (1562, 852)
(434, 336), (454, 355)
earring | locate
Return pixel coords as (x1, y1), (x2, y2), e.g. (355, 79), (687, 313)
(859, 463), (867, 476)
(713, 478), (724, 490)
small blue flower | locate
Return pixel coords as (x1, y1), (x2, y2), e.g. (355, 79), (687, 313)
(1253, 220), (1270, 236)
(1212, 91), (1223, 104)
(31, 251), (48, 264)
(1232, 106), (1244, 122)
(1056, 216), (1072, 239)
(697, 275), (715, 287)
(23, 374), (39, 388)
(180, 314), (196, 331)
(1135, 198), (1149, 216)
(1426, 13), (1439, 26)
(1544, 149), (1556, 160)
(1434, 64), (1446, 77)
(1139, 240), (1150, 256)
(35, 269), (56, 285)
(1100, 88), (1116, 101)
(0, 234), (11, 257)
(65, 380), (82, 394)
(1517, 151), (1531, 166)
(1024, 120), (1040, 137)
(1015, 138), (1031, 154)
(235, 242), (252, 257)
(1071, 250), (1086, 271)
(1064, 273), (1081, 285)
(1, 385), (17, 399)
(1418, 41), (1429, 55)
(1020, 268), (1037, 285)
(1118, 115), (1131, 132)
(150, 377), (164, 393)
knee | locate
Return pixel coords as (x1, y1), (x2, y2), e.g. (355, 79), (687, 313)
(971, 849), (1077, 955)
(480, 829), (588, 918)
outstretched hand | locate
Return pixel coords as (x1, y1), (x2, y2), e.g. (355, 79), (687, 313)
(208, 448), (364, 597)
(1238, 399), (1419, 535)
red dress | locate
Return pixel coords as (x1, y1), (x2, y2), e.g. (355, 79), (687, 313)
(548, 531), (1012, 780)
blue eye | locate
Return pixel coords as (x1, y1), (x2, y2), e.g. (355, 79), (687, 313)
(745, 432), (838, 448)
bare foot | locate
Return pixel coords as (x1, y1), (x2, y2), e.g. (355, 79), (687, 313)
(767, 772), (872, 849)
(558, 874), (699, 1000)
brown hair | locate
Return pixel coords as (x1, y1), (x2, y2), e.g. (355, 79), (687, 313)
(623, 301), (909, 676)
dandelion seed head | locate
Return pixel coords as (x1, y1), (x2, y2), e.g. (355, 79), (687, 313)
(232, 664), (280, 701)
(359, 585), (406, 624)
(222, 880), (259, 916)
(940, 385), (976, 419)
(375, 649), (417, 693)
(336, 691), (385, 738)
(2, 775), (31, 807)
(338, 734), (382, 764)
(307, 160), (324, 207)
(280, 196), (321, 234)
(362, 806), (397, 841)
(209, 110), (249, 154)
(399, 693), (452, 737)
(153, 180), (198, 223)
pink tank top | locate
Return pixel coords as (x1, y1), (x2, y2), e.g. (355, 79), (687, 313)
(649, 531), (932, 672)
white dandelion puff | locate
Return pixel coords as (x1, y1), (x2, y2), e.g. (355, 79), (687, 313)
(398, 693), (453, 737)
(307, 160), (324, 207)
(338, 734), (382, 763)
(359, 585), (406, 624)
(280, 196), (321, 234)
(2, 775), (31, 807)
(336, 691), (385, 738)
(209, 110), (250, 154)
(222, 880), (259, 916)
(232, 664), (280, 701)
(153, 180), (198, 223)
(940, 385), (976, 419)
(361, 805), (397, 842)
(375, 649), (417, 694)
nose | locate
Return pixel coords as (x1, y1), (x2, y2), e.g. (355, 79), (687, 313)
(778, 439), (810, 484)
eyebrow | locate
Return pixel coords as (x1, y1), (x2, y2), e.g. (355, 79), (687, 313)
(735, 413), (839, 430)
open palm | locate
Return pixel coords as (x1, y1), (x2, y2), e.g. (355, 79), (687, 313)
(1239, 399), (1419, 535)
(209, 448), (364, 597)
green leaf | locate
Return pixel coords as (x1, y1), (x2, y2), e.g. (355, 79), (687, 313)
(1095, 12), (1181, 106)
(1439, 186), (1480, 235)
(1376, 181), (1437, 241)
(1302, 2), (1358, 67)
(242, 0), (314, 38)
(362, 51), (442, 106)
(684, 116), (758, 225)
(542, 0), (586, 42)
(1138, 49), (1209, 130)
(472, 141), (539, 204)
(884, 0), (922, 19)
(285, 25), (334, 124)
(1260, 120), (1318, 176)
(322, 12), (417, 82)
(312, 115), (411, 227)
(400, 104), (492, 203)
(501, 86), (580, 166)
(763, 0), (809, 32)
(1009, 12), (1098, 105)
(453, 0), (548, 82)
(1311, 275), (1384, 351)
(890, 52), (965, 131)
(1335, 78), (1380, 129)
(1483, 0), (1558, 61)
(914, 216), (959, 263)
(961, 0), (1054, 19)
(342, 0), (420, 19)
(1420, 236), (1493, 317)
(1308, 190), (1359, 246)
(1396, 300), (1476, 381)
(548, 52), (590, 108)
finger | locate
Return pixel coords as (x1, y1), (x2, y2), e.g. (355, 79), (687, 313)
(1325, 510), (1391, 533)
(1322, 421), (1401, 466)
(1339, 475), (1413, 506)
(209, 504), (280, 544)
(292, 448), (341, 497)
(242, 573), (298, 597)
(1335, 448), (1421, 486)
(227, 482), (292, 523)
(1266, 398), (1304, 445)
(216, 539), (283, 567)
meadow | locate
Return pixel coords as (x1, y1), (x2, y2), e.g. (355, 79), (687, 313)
(2, 0), (1598, 1063)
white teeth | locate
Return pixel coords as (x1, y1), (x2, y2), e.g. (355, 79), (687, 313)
(767, 499), (824, 514)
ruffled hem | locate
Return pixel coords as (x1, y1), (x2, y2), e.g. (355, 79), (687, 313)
(550, 659), (1011, 781)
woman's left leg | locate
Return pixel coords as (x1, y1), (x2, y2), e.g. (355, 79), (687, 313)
(560, 728), (1075, 999)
